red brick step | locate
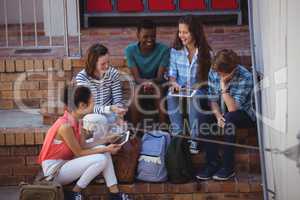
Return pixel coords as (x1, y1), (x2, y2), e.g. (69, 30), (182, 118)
(78, 172), (262, 199)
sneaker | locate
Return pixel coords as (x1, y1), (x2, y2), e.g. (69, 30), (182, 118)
(212, 167), (235, 181)
(64, 191), (83, 200)
(189, 140), (199, 154)
(109, 192), (132, 200)
(195, 163), (219, 180)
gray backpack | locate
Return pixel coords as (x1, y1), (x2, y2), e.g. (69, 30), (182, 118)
(136, 130), (171, 182)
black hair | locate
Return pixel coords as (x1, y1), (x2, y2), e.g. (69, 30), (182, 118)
(63, 85), (92, 111)
(137, 19), (156, 33)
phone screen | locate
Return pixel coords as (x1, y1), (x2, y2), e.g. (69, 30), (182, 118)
(113, 131), (130, 145)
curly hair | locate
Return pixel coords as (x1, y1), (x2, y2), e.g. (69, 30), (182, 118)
(173, 15), (212, 83)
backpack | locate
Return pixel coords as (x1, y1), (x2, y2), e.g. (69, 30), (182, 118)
(136, 130), (171, 182)
(19, 162), (66, 200)
(165, 136), (194, 183)
(19, 169), (64, 200)
(113, 135), (141, 183)
(19, 181), (64, 200)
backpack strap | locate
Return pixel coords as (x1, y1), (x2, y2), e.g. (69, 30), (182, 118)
(36, 161), (67, 183)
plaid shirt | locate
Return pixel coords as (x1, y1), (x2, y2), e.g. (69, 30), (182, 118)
(208, 65), (256, 121)
(168, 47), (199, 87)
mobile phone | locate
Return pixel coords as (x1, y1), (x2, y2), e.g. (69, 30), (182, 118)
(113, 131), (130, 145)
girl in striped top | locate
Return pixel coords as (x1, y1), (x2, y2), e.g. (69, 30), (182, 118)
(76, 44), (127, 120)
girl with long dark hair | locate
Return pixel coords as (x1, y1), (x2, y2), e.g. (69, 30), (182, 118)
(167, 15), (212, 154)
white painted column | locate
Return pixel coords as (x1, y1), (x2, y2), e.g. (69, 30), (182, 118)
(285, 0), (300, 199)
(43, 0), (79, 36)
(252, 0), (300, 199)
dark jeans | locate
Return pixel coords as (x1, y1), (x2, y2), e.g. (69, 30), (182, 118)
(198, 110), (255, 169)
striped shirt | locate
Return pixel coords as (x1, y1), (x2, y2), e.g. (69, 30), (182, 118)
(75, 67), (123, 114)
(208, 65), (255, 121)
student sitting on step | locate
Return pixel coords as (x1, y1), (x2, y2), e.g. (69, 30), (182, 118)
(167, 15), (212, 154)
(76, 43), (127, 129)
(125, 19), (170, 126)
(196, 49), (256, 181)
(38, 85), (132, 200)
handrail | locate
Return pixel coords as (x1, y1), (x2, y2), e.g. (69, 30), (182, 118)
(248, 0), (270, 199)
(0, 0), (82, 58)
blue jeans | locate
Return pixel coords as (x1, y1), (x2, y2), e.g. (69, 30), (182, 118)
(167, 88), (208, 138)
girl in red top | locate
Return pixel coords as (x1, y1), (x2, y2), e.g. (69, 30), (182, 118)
(38, 85), (131, 200)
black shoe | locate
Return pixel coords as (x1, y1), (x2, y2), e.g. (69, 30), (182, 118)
(195, 163), (219, 181)
(212, 167), (235, 181)
(64, 191), (83, 200)
(109, 192), (132, 200)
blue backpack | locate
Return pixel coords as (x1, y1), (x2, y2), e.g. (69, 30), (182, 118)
(136, 131), (171, 182)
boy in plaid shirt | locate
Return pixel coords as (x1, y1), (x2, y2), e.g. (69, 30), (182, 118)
(196, 49), (256, 181)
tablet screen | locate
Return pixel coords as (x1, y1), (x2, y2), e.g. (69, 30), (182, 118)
(169, 88), (196, 97)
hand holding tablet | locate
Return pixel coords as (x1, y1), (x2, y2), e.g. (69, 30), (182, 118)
(112, 131), (130, 146)
(169, 87), (197, 98)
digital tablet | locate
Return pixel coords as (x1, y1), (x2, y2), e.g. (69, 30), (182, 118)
(169, 88), (197, 98)
(113, 131), (130, 145)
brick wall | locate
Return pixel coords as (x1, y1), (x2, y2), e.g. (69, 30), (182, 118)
(0, 127), (47, 186)
(0, 56), (250, 111)
(0, 58), (130, 110)
(0, 59), (73, 109)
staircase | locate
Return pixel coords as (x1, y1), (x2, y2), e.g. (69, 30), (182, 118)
(0, 25), (263, 199)
(78, 129), (262, 200)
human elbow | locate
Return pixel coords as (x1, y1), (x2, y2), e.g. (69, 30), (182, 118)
(72, 148), (85, 157)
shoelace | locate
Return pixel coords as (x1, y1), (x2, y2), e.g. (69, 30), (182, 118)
(75, 193), (82, 200)
(121, 193), (130, 200)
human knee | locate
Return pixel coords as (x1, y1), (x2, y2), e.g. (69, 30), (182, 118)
(223, 111), (241, 124)
(93, 154), (108, 166)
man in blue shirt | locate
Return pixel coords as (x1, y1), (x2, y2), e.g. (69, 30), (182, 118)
(125, 20), (170, 126)
(196, 49), (256, 181)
